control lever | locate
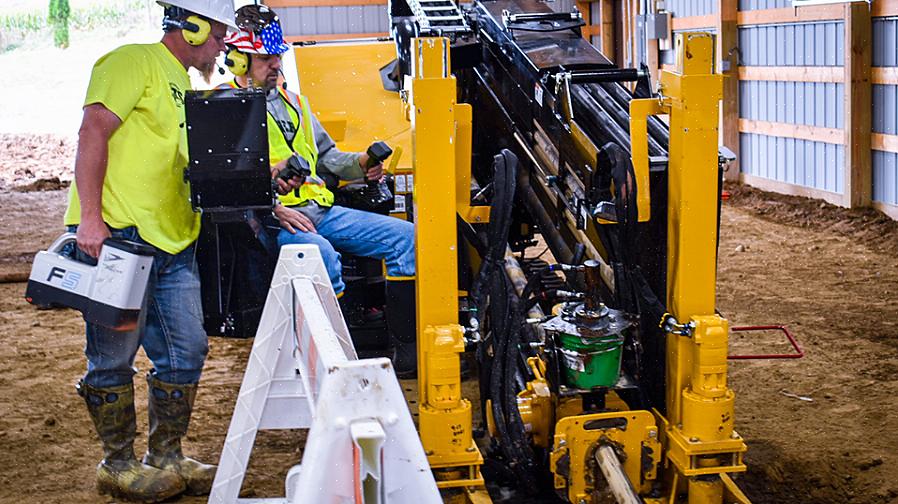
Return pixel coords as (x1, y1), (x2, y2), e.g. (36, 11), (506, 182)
(363, 141), (394, 206)
(276, 153), (311, 185)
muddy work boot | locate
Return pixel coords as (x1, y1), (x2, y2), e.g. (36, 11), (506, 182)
(143, 374), (217, 496)
(77, 380), (186, 502)
(386, 279), (417, 378)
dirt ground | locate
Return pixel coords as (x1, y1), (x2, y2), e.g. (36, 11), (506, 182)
(2, 134), (898, 503)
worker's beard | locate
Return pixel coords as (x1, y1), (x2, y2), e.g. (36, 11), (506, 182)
(198, 61), (216, 84)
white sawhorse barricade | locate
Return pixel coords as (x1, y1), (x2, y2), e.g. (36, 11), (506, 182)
(209, 245), (441, 504)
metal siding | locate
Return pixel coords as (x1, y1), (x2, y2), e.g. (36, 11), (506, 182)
(804, 141), (814, 187)
(825, 82), (836, 129)
(877, 84), (897, 135)
(825, 142), (835, 192)
(783, 138), (795, 184)
(889, 151), (898, 204)
(776, 137), (786, 182)
(814, 142), (825, 190)
(873, 18), (897, 67)
(796, 137), (806, 184)
(836, 145), (845, 194)
(835, 82), (845, 129)
(311, 7), (329, 35)
(776, 81), (785, 123)
(873, 150), (884, 202)
(814, 82), (825, 127)
(775, 25), (785, 66)
(875, 150), (898, 204)
(332, 6), (349, 33)
(739, 22), (843, 67)
(785, 81), (795, 124)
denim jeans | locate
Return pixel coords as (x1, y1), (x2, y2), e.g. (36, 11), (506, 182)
(269, 205), (415, 294)
(67, 226), (208, 388)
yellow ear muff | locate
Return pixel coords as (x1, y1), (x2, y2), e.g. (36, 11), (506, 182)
(224, 49), (249, 76)
(181, 15), (211, 46)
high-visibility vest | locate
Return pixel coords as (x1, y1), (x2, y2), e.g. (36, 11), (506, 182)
(224, 81), (333, 207)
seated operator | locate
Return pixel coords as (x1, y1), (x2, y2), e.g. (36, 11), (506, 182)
(220, 4), (417, 377)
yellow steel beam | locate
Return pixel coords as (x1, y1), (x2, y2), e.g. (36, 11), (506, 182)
(409, 37), (488, 499)
(659, 32), (748, 504)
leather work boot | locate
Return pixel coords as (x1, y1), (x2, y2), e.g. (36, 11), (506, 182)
(142, 374), (217, 496)
(386, 279), (417, 378)
(77, 380), (186, 503)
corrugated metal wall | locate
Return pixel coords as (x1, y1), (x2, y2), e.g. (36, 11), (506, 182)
(872, 17), (898, 206)
(737, 20), (845, 195)
(738, 22), (845, 66)
(739, 81), (844, 129)
(276, 0), (576, 38)
(740, 134), (845, 193)
(277, 5), (388, 37)
(737, 0), (789, 10)
(666, 0), (717, 18)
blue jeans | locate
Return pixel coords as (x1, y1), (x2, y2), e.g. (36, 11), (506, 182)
(67, 226), (208, 388)
(271, 206), (415, 294)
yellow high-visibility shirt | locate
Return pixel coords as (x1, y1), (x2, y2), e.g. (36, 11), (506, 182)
(64, 43), (200, 255)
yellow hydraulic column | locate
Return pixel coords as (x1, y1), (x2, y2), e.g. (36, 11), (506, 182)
(408, 37), (489, 502)
(659, 32), (747, 504)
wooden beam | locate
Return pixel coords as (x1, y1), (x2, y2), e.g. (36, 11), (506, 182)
(738, 66), (843, 83)
(873, 0), (898, 17)
(872, 67), (898, 85)
(266, 0), (384, 6)
(738, 119), (844, 145)
(577, 1), (591, 42)
(872, 133), (898, 154)
(844, 2), (872, 208)
(285, 32), (388, 42)
(873, 201), (898, 221)
(737, 4), (844, 25)
(740, 173), (845, 207)
(718, 0), (739, 181)
(671, 14), (716, 31)
(601, 0), (615, 61)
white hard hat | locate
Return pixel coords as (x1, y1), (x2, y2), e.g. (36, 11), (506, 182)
(158, 0), (237, 29)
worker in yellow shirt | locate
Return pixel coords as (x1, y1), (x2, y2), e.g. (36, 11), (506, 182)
(63, 1), (234, 501)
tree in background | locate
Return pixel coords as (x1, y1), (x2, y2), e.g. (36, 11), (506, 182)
(48, 0), (70, 48)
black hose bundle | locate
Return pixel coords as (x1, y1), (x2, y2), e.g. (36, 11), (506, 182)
(470, 149), (540, 493)
(597, 142), (665, 322)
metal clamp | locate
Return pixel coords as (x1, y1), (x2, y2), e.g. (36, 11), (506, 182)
(660, 313), (695, 337)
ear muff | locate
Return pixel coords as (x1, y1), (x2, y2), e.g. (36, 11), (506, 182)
(181, 15), (211, 46)
(224, 49), (249, 76)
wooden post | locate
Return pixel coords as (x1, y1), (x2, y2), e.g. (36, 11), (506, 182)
(577, 1), (592, 42)
(601, 0), (616, 61)
(717, 0), (740, 181)
(843, 2), (872, 208)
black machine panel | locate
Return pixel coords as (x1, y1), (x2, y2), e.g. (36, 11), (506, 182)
(184, 88), (273, 212)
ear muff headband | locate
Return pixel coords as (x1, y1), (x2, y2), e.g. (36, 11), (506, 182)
(181, 15), (211, 46)
(224, 49), (249, 76)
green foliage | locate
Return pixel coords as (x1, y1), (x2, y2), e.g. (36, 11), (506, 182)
(0, 0), (145, 50)
(48, 0), (71, 48)
(48, 0), (70, 23)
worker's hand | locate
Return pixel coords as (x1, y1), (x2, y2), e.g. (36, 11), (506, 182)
(273, 204), (316, 234)
(358, 154), (384, 183)
(270, 159), (303, 195)
(75, 217), (111, 259)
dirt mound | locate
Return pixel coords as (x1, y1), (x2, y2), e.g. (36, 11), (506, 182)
(725, 182), (898, 254)
(0, 134), (75, 191)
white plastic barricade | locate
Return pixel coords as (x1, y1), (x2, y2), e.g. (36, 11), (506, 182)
(209, 245), (440, 504)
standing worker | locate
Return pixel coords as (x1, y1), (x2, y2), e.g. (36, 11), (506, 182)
(63, 1), (234, 501)
(220, 4), (419, 377)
